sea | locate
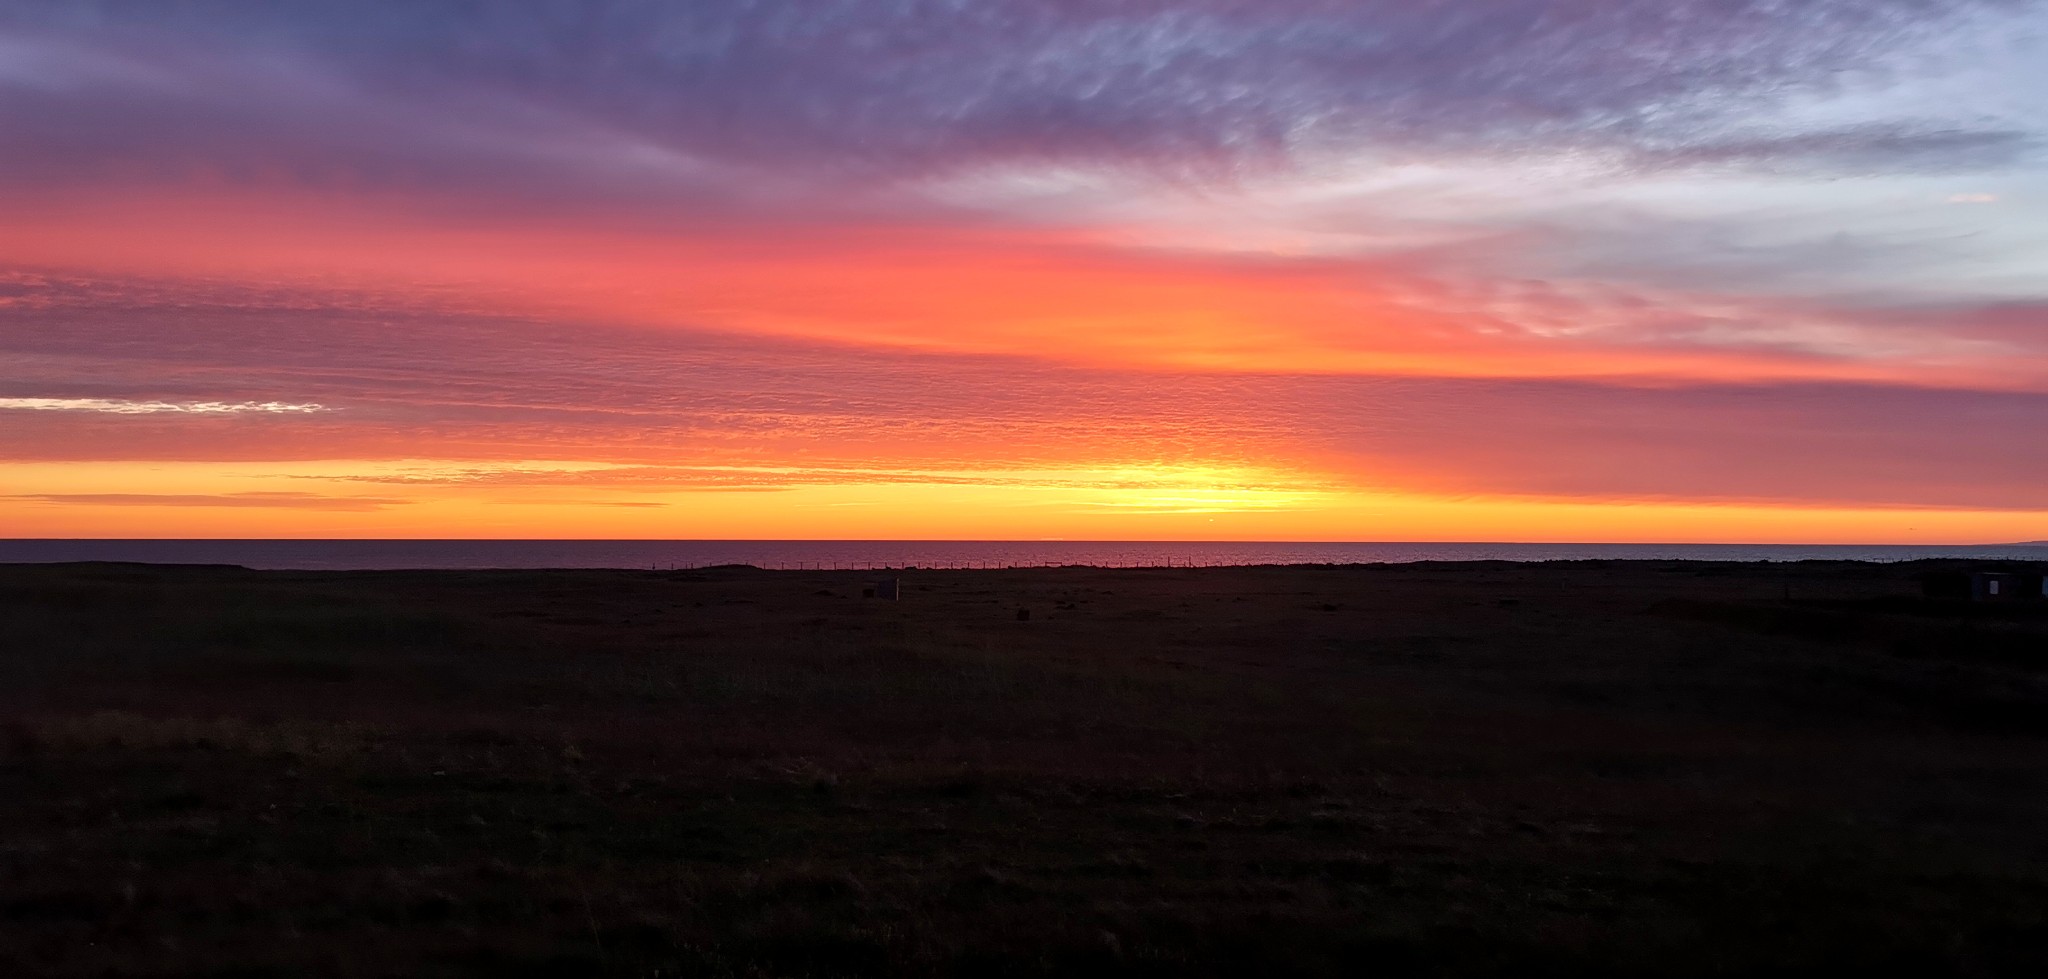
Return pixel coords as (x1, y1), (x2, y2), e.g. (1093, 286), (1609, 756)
(3, 540), (2044, 571)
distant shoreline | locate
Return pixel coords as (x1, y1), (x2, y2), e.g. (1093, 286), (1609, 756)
(3, 538), (2044, 573)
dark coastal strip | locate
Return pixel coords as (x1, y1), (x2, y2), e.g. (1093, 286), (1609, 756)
(5, 539), (2048, 571)
(4, 560), (2047, 976)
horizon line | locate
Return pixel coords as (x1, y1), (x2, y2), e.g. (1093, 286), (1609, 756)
(4, 538), (2044, 548)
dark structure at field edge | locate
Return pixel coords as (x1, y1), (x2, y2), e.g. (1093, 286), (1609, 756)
(1920, 570), (2048, 602)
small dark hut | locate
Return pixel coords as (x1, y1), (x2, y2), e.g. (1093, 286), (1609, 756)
(1971, 572), (2018, 601)
(1969, 571), (2044, 602)
(1920, 569), (2046, 602)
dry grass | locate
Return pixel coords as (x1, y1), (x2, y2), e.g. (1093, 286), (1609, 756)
(23, 711), (383, 762)
(2, 559), (2046, 976)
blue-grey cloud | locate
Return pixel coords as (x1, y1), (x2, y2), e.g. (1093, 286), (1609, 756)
(0, 0), (2030, 195)
(1630, 124), (2034, 176)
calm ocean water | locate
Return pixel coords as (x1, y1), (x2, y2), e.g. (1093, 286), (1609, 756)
(3, 540), (2044, 571)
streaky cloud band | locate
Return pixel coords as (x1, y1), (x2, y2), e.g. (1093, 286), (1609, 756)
(0, 397), (327, 414)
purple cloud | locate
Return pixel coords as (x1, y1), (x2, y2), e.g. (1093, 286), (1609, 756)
(0, 0), (2028, 195)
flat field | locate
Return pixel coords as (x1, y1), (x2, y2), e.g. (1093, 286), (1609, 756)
(3, 560), (2047, 977)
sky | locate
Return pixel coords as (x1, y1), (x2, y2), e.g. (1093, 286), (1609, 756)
(3, 0), (2046, 542)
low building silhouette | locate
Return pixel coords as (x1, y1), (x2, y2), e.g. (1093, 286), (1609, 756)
(1969, 571), (2044, 602)
(1919, 569), (2046, 602)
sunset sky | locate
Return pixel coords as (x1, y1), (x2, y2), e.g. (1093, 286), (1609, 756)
(4, 1), (2046, 542)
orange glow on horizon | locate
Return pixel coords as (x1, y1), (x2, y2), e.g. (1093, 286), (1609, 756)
(2, 461), (2040, 545)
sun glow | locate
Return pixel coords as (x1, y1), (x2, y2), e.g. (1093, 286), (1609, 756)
(0, 458), (2037, 544)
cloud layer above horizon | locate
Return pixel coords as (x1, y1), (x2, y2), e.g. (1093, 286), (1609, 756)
(4, 1), (2046, 540)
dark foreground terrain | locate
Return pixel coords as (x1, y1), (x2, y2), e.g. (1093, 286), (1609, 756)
(4, 560), (2048, 977)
